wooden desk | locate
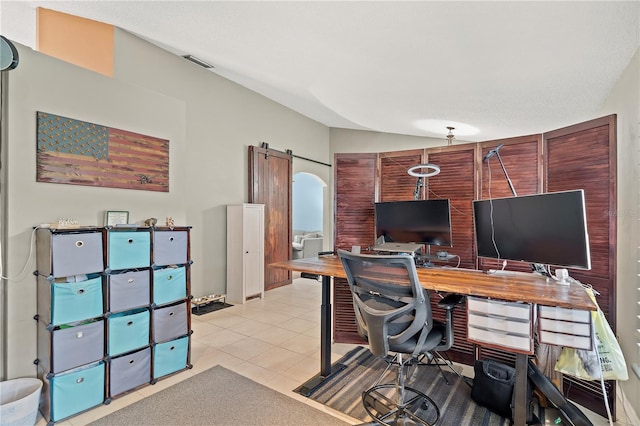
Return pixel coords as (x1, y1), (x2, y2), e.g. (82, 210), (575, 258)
(269, 255), (597, 425)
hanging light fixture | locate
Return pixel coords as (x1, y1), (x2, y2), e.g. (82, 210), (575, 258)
(446, 126), (455, 145)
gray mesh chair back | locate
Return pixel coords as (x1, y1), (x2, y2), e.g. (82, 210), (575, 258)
(339, 250), (435, 358)
(338, 249), (448, 425)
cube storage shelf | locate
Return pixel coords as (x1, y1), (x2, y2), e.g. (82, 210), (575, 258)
(34, 226), (193, 425)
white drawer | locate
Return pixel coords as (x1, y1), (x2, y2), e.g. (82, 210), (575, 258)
(539, 317), (591, 337)
(539, 305), (591, 323)
(468, 325), (533, 353)
(539, 330), (592, 350)
(467, 297), (532, 321)
(469, 312), (531, 335)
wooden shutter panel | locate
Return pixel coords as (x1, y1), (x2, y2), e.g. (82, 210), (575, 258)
(333, 153), (377, 343)
(379, 150), (424, 201)
(424, 146), (476, 364)
(544, 115), (617, 419)
(477, 135), (543, 272)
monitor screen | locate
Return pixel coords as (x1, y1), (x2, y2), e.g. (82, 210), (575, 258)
(374, 199), (452, 247)
(473, 190), (591, 269)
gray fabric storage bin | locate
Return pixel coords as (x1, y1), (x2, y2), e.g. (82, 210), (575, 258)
(51, 320), (104, 374)
(37, 230), (104, 278)
(107, 270), (151, 313)
(152, 301), (188, 343)
(109, 346), (151, 397)
(153, 230), (188, 266)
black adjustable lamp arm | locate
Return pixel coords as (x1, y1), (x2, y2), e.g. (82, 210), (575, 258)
(413, 177), (424, 200)
(494, 151), (518, 197)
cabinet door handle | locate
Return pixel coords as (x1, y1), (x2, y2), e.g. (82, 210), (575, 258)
(75, 240), (84, 247)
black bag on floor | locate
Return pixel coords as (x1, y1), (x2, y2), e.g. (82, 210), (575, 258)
(471, 360), (516, 419)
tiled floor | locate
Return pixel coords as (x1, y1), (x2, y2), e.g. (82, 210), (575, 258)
(45, 276), (631, 425)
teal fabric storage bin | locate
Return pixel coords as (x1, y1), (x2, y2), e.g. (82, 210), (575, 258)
(50, 361), (104, 422)
(107, 230), (151, 271)
(107, 309), (150, 356)
(153, 336), (188, 379)
(51, 276), (103, 325)
(153, 266), (186, 305)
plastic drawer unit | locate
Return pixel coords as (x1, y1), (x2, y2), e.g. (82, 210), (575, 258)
(467, 296), (534, 354)
(107, 309), (150, 356)
(36, 228), (104, 278)
(152, 228), (189, 267)
(109, 346), (151, 397)
(38, 275), (104, 326)
(106, 269), (151, 313)
(152, 266), (187, 306)
(47, 361), (105, 422)
(153, 335), (189, 379)
(106, 229), (151, 271)
(152, 301), (188, 343)
(39, 319), (105, 374)
(538, 305), (592, 350)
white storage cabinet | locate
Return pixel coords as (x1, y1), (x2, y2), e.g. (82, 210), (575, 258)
(226, 204), (265, 304)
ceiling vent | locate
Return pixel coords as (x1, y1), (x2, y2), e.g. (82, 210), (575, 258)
(181, 54), (214, 69)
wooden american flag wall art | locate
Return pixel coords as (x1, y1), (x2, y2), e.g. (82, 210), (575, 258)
(36, 111), (169, 192)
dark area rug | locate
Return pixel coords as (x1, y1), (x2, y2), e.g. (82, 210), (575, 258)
(191, 301), (233, 315)
(307, 346), (511, 425)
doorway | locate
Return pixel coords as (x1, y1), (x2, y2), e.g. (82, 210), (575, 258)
(292, 172), (325, 234)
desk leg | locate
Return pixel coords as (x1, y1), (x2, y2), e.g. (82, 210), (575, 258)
(514, 353), (528, 425)
(294, 274), (346, 396)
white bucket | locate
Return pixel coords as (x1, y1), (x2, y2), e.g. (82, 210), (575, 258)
(0, 378), (42, 426)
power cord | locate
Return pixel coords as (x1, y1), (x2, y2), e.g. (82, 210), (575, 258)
(0, 226), (40, 281)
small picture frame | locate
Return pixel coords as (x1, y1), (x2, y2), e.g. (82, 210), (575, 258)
(105, 210), (129, 226)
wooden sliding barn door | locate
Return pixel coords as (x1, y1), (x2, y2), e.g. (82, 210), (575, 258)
(249, 145), (292, 291)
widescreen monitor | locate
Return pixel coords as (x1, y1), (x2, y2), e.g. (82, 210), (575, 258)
(473, 190), (591, 269)
(374, 199), (452, 247)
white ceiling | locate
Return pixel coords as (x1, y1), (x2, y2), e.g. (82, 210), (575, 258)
(2, 1), (639, 142)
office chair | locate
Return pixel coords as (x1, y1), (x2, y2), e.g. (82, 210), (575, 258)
(338, 250), (461, 426)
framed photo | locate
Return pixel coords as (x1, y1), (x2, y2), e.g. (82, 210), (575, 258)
(105, 210), (129, 226)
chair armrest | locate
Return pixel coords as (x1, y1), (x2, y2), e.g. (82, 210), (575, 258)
(437, 294), (465, 310)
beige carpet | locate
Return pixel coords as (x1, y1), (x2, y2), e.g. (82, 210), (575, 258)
(89, 366), (350, 426)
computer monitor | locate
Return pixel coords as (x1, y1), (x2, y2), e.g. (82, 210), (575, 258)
(473, 190), (591, 270)
(374, 199), (452, 247)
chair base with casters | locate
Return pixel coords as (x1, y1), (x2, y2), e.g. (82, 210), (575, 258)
(362, 352), (440, 426)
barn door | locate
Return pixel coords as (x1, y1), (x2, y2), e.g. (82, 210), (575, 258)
(249, 145), (292, 290)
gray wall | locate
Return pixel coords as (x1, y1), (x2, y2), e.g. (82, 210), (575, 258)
(3, 30), (331, 378)
(600, 48), (640, 422)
